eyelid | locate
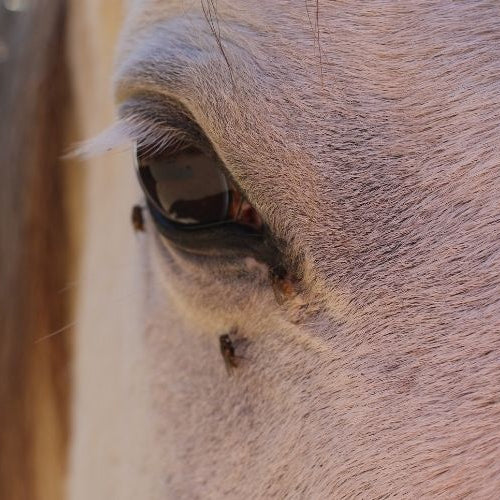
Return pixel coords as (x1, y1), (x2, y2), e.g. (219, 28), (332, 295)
(125, 94), (263, 230)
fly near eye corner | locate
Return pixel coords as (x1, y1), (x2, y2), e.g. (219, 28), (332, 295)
(269, 265), (298, 305)
(131, 204), (145, 232)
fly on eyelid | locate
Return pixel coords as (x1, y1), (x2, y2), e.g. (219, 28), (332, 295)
(131, 204), (144, 232)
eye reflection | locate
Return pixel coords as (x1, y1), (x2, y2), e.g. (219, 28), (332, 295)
(139, 147), (232, 225)
(135, 144), (263, 231)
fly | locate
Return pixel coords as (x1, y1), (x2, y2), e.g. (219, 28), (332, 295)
(131, 204), (145, 231)
(269, 265), (297, 305)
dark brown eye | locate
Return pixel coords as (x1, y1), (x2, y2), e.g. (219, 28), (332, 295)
(132, 136), (283, 266)
(135, 144), (262, 231)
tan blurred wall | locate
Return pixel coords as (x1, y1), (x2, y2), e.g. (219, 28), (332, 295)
(66, 1), (157, 499)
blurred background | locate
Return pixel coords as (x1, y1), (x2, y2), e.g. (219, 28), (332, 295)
(0, 1), (71, 499)
(0, 1), (73, 499)
(0, 1), (123, 498)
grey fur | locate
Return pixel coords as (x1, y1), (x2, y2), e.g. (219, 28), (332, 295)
(72, 1), (500, 498)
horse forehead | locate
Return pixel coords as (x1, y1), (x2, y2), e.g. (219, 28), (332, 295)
(120, 1), (500, 155)
(126, 1), (500, 72)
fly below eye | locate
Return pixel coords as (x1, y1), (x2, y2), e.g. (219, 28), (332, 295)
(135, 144), (262, 231)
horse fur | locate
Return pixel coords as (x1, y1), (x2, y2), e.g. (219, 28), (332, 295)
(70, 1), (500, 498)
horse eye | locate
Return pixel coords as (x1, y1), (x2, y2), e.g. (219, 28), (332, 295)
(135, 144), (262, 231)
